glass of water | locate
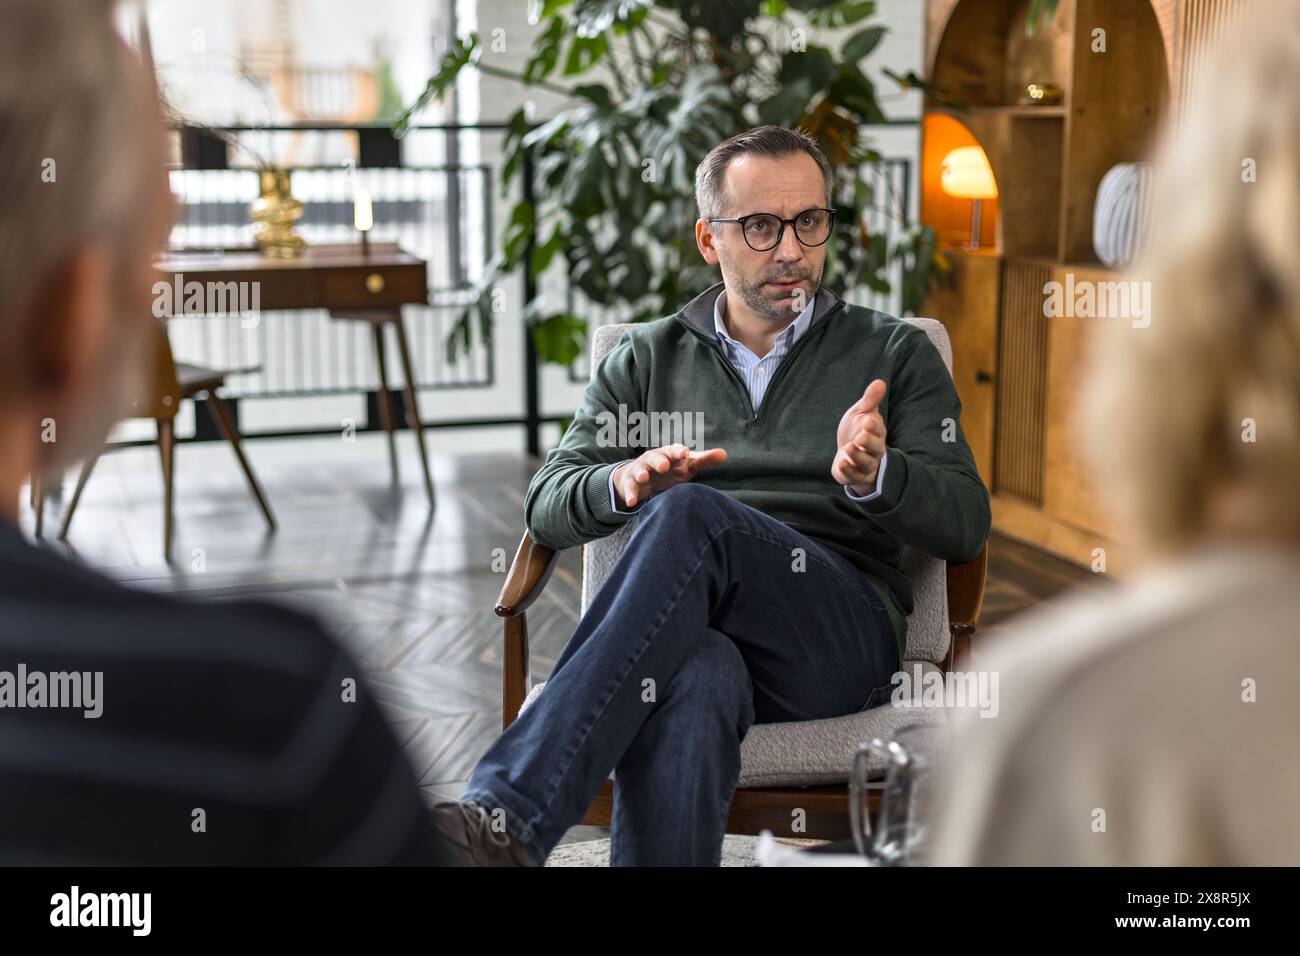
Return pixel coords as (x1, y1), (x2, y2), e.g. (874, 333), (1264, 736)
(849, 722), (943, 865)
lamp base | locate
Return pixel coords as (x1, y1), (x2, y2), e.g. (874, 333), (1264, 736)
(963, 198), (983, 251)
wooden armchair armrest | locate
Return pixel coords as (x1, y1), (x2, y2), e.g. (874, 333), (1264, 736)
(495, 532), (561, 617)
(495, 532), (562, 729)
(945, 543), (989, 671)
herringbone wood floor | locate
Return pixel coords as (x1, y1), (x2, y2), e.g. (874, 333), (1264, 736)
(22, 432), (1099, 848)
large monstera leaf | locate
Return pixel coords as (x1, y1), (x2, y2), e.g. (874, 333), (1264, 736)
(640, 64), (734, 193)
(572, 0), (655, 36)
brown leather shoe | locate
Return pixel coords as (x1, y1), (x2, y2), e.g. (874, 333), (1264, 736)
(428, 800), (538, 866)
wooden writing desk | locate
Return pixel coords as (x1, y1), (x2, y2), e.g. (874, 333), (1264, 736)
(154, 242), (436, 505)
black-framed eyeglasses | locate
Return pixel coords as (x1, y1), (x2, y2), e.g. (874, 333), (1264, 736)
(707, 207), (837, 252)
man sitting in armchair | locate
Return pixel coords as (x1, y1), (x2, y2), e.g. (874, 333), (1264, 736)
(432, 125), (990, 866)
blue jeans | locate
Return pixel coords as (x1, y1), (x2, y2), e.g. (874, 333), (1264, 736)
(461, 482), (899, 866)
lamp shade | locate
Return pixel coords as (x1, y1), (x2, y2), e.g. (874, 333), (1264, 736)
(940, 146), (998, 199)
(354, 189), (373, 232)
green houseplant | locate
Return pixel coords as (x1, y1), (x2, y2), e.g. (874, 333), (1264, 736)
(397, 0), (948, 366)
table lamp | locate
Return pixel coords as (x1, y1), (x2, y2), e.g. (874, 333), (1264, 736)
(940, 145), (997, 250)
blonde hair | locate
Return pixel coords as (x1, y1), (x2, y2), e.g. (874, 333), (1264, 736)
(0, 0), (158, 398)
(1079, 0), (1300, 563)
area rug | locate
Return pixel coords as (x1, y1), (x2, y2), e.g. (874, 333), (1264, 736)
(544, 834), (829, 867)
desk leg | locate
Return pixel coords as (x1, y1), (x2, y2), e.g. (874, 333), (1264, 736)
(371, 323), (399, 485)
(391, 314), (435, 507)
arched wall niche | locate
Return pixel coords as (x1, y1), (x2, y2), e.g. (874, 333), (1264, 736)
(922, 113), (999, 249)
(922, 0), (1169, 262)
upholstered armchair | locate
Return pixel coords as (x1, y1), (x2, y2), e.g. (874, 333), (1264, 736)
(494, 317), (988, 840)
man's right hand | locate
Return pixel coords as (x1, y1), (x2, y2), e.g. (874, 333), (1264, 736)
(613, 444), (728, 509)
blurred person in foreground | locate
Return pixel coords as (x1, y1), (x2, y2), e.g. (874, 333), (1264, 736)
(0, 0), (460, 865)
(927, 1), (1300, 866)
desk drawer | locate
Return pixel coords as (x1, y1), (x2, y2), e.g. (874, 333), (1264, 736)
(323, 264), (427, 310)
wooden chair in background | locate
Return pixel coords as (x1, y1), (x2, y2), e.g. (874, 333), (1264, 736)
(52, 319), (276, 562)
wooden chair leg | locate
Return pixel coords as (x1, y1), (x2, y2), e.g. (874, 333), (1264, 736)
(31, 471), (43, 537)
(59, 449), (103, 540)
(157, 418), (175, 563)
(391, 315), (435, 507)
(503, 614), (531, 732)
(947, 624), (975, 672)
(206, 393), (276, 531)
(371, 322), (399, 484)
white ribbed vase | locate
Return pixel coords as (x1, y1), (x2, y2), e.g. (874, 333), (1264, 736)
(1093, 161), (1153, 269)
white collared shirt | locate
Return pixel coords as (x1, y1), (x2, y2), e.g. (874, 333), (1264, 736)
(711, 288), (816, 411)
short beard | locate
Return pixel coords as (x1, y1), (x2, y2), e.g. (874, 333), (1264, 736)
(732, 269), (818, 321)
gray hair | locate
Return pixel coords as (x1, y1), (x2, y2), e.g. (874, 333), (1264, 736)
(0, 0), (158, 393)
(694, 125), (835, 220)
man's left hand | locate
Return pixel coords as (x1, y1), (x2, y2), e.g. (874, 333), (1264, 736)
(832, 378), (888, 495)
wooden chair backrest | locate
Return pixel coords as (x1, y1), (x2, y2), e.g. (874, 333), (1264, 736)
(132, 318), (182, 421)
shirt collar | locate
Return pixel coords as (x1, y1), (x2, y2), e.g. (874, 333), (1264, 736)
(713, 288), (817, 351)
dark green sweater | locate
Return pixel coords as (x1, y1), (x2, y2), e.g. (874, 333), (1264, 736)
(524, 281), (991, 655)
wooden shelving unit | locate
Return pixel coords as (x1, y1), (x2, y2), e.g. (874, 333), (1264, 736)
(963, 105), (1068, 117)
(920, 0), (1174, 571)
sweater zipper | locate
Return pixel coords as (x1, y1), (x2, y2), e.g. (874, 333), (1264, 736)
(687, 298), (847, 422)
(708, 342), (760, 420)
(751, 300), (844, 421)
